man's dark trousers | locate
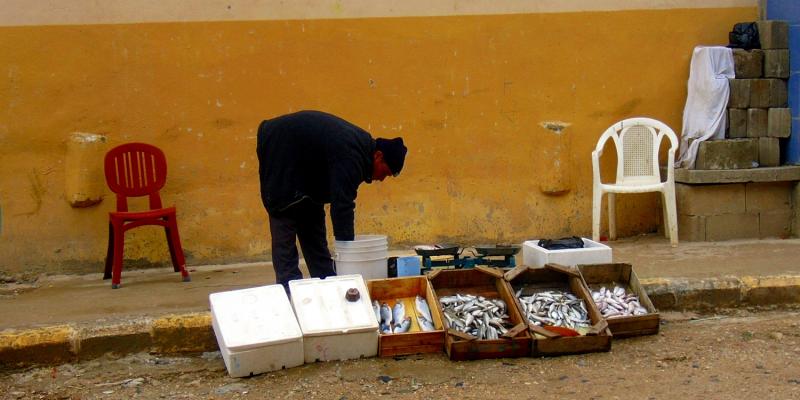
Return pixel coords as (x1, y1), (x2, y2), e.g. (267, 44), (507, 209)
(268, 199), (336, 291)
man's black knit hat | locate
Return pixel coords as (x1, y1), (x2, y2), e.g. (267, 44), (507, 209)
(375, 137), (407, 176)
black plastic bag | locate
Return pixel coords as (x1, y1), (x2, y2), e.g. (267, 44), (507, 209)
(537, 236), (584, 250)
(728, 22), (760, 49)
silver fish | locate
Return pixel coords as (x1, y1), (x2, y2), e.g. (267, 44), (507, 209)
(417, 316), (436, 332)
(373, 300), (381, 324)
(392, 300), (405, 324)
(380, 322), (392, 334)
(518, 290), (591, 329)
(380, 302), (393, 326)
(438, 293), (512, 340)
(415, 295), (433, 322)
(591, 285), (648, 318)
(393, 316), (412, 333)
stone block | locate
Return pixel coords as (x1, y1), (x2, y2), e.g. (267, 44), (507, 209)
(767, 79), (787, 107)
(767, 108), (791, 138)
(678, 214), (705, 241)
(759, 210), (793, 238)
(763, 49), (789, 78)
(676, 183), (746, 216)
(746, 108), (767, 137)
(756, 20), (788, 49)
(758, 137), (780, 167)
(727, 108), (747, 138)
(749, 79), (769, 108)
(732, 49), (763, 78)
(728, 79), (751, 108)
(745, 182), (792, 212)
(674, 166), (800, 184)
(695, 139), (758, 170)
(749, 79), (787, 108)
(706, 213), (759, 241)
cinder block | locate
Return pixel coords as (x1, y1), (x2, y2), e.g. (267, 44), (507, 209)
(732, 49), (763, 78)
(678, 214), (705, 241)
(706, 213), (759, 241)
(746, 108), (767, 137)
(767, 108), (791, 138)
(768, 79), (788, 107)
(728, 79), (751, 108)
(756, 20), (788, 49)
(749, 79), (788, 108)
(676, 183), (746, 216)
(758, 137), (780, 167)
(759, 210), (792, 238)
(695, 139), (758, 170)
(749, 79), (769, 108)
(745, 182), (793, 212)
(763, 49), (789, 78)
(728, 108), (747, 138)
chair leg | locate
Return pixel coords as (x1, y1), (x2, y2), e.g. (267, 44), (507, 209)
(111, 223), (125, 289)
(103, 222), (114, 280)
(166, 218), (190, 282)
(592, 188), (602, 242)
(661, 194), (670, 239)
(608, 193), (617, 241)
(664, 186), (679, 246)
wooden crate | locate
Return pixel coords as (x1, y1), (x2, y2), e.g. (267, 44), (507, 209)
(367, 276), (445, 357)
(428, 267), (531, 361)
(577, 263), (660, 338)
(504, 264), (612, 357)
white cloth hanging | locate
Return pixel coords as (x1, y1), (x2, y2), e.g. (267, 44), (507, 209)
(675, 46), (735, 169)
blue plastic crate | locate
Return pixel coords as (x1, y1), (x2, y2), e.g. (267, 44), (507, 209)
(396, 256), (421, 277)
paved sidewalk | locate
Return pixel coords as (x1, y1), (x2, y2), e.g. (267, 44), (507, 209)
(2, 235), (800, 365)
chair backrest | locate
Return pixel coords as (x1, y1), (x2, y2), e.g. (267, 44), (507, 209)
(104, 142), (168, 212)
(595, 117), (679, 185)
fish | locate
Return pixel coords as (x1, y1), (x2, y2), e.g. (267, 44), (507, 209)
(415, 295), (433, 322)
(392, 300), (405, 324)
(417, 316), (436, 332)
(590, 285), (648, 318)
(393, 316), (412, 333)
(380, 302), (393, 326)
(438, 293), (512, 340)
(517, 290), (591, 330)
(380, 322), (392, 334)
(372, 300), (381, 324)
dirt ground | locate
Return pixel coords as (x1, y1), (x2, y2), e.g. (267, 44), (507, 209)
(2, 308), (799, 400)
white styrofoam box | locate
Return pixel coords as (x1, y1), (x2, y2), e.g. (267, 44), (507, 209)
(522, 238), (612, 267)
(209, 285), (303, 377)
(289, 274), (379, 363)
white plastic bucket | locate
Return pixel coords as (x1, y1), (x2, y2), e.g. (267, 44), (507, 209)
(334, 235), (388, 249)
(334, 235), (388, 280)
(337, 248), (388, 261)
(334, 257), (388, 280)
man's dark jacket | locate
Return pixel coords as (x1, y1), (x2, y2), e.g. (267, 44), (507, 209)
(256, 110), (375, 241)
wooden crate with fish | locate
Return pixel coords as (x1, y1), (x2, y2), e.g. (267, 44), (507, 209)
(504, 263), (612, 356)
(428, 267), (531, 361)
(577, 263), (659, 338)
(367, 276), (446, 357)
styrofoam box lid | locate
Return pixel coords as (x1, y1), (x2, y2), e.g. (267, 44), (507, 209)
(523, 238), (611, 253)
(209, 285), (302, 352)
(289, 274), (378, 337)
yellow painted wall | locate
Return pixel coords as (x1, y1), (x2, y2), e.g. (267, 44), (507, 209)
(0, 5), (758, 274)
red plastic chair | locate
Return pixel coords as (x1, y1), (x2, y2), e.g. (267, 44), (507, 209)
(103, 142), (190, 289)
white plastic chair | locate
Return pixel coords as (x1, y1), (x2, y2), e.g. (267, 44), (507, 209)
(592, 117), (679, 246)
